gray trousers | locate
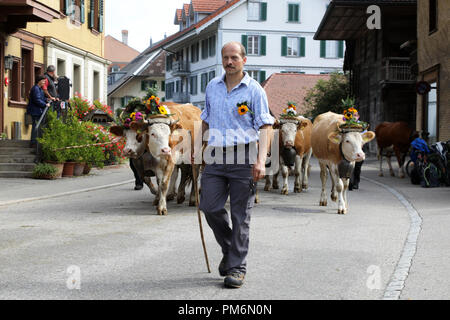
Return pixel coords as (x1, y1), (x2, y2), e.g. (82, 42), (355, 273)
(199, 145), (257, 274)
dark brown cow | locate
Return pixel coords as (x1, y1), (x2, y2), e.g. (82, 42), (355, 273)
(375, 121), (419, 178)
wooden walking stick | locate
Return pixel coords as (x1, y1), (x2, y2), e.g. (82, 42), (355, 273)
(192, 163), (211, 273)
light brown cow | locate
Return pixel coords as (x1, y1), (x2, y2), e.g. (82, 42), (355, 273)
(265, 116), (313, 195)
(311, 112), (375, 214)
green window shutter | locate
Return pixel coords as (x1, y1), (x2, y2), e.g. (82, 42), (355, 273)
(281, 36), (287, 56)
(338, 41), (344, 58)
(161, 80), (165, 91)
(241, 35), (248, 53)
(260, 2), (267, 21)
(98, 0), (104, 32)
(288, 4), (293, 22)
(300, 37), (305, 57)
(64, 0), (70, 15)
(259, 71), (266, 84)
(121, 97), (125, 107)
(141, 81), (145, 91)
(80, 0), (85, 23)
(260, 36), (266, 56)
(89, 0), (95, 29)
(293, 4), (299, 22)
(320, 40), (326, 58)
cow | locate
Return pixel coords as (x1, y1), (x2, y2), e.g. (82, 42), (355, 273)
(265, 116), (313, 195)
(375, 121), (419, 178)
(311, 112), (375, 214)
(133, 103), (202, 215)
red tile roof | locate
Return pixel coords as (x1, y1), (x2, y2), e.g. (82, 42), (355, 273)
(262, 73), (331, 119)
(176, 9), (182, 21)
(183, 3), (190, 15)
(191, 0), (227, 13)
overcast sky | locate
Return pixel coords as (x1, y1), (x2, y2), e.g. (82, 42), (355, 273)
(105, 0), (189, 52)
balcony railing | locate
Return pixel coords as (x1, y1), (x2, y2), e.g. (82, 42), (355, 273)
(381, 57), (415, 83)
(172, 61), (190, 75)
(172, 92), (190, 103)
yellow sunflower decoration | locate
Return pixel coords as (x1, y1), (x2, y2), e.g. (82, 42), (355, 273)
(237, 101), (254, 116)
(158, 105), (168, 115)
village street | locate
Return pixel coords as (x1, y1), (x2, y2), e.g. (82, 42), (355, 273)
(1, 159), (448, 300)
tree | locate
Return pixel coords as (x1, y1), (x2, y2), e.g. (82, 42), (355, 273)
(304, 72), (350, 120)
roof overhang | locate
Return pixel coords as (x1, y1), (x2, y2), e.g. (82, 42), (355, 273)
(0, 0), (60, 33)
(314, 0), (416, 40)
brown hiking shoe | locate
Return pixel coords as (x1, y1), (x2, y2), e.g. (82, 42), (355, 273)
(224, 272), (245, 288)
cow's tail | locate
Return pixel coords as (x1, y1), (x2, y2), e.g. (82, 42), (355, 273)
(377, 148), (382, 160)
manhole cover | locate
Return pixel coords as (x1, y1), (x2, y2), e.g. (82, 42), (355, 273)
(272, 207), (324, 214)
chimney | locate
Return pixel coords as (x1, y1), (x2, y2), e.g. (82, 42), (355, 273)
(150, 37), (153, 47)
(122, 30), (129, 45)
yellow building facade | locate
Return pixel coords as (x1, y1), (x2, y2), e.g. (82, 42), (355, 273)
(1, 0), (109, 140)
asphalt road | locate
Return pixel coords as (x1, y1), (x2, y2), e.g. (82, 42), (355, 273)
(0, 161), (412, 300)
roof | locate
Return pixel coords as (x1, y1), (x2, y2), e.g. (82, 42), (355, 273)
(262, 73), (331, 119)
(191, 0), (227, 13)
(315, 0), (417, 40)
(183, 3), (190, 15)
(175, 9), (182, 23)
(104, 35), (140, 63)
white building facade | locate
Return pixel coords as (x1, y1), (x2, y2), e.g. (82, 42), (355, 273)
(164, 0), (343, 109)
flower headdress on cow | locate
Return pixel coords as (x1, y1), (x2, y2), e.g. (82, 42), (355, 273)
(279, 102), (301, 124)
(339, 97), (368, 132)
(117, 98), (147, 129)
(145, 95), (176, 125)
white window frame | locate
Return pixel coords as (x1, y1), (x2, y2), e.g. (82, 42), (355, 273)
(247, 70), (260, 82)
(287, 37), (299, 57)
(247, 35), (260, 55)
(325, 40), (339, 58)
(248, 1), (261, 21)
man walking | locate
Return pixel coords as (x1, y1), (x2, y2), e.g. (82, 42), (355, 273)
(199, 42), (274, 288)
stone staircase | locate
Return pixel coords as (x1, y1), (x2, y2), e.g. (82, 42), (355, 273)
(0, 140), (36, 178)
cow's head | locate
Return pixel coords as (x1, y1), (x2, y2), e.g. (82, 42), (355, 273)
(328, 130), (376, 162)
(110, 125), (146, 159)
(133, 119), (182, 158)
(278, 117), (309, 148)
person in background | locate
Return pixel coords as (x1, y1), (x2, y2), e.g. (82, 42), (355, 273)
(43, 65), (61, 116)
(27, 76), (50, 148)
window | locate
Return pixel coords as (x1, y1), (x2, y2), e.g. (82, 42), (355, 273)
(166, 82), (174, 99)
(429, 0), (437, 33)
(161, 80), (165, 91)
(281, 36), (305, 57)
(57, 59), (66, 77)
(21, 49), (32, 101)
(191, 42), (199, 63)
(111, 65), (120, 73)
(201, 73), (208, 93)
(248, 2), (267, 21)
(73, 64), (81, 94)
(320, 40), (344, 59)
(243, 35), (266, 56)
(88, 0), (104, 32)
(246, 70), (266, 84)
(141, 80), (157, 91)
(208, 35), (216, 57)
(201, 39), (208, 59)
(288, 3), (300, 23)
(190, 75), (198, 95)
(208, 70), (215, 82)
(426, 82), (438, 143)
(93, 71), (100, 100)
(166, 54), (173, 71)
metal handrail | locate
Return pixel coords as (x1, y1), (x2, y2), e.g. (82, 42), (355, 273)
(33, 104), (50, 163)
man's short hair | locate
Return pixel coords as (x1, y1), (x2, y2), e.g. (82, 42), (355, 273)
(47, 65), (56, 72)
(222, 41), (247, 58)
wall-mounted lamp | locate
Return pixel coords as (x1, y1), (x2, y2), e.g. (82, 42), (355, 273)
(4, 55), (14, 70)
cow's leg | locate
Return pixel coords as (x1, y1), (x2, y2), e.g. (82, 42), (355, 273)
(264, 175), (272, 191)
(302, 149), (312, 190)
(272, 169), (280, 190)
(177, 165), (190, 204)
(328, 165), (338, 202)
(319, 162), (328, 206)
(294, 154), (303, 193)
(153, 177), (161, 206)
(330, 167), (346, 214)
(144, 176), (158, 195)
(387, 155), (395, 177)
(156, 160), (175, 216)
(394, 146), (405, 178)
(342, 178), (350, 213)
(167, 166), (178, 201)
(281, 162), (289, 195)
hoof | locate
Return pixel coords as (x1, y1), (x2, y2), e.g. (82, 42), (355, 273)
(166, 194), (176, 202)
(399, 174), (405, 179)
(177, 195), (185, 204)
(264, 185), (271, 192)
(189, 201), (196, 207)
(302, 184), (308, 190)
(390, 173), (395, 177)
(337, 209), (347, 215)
(319, 201), (327, 207)
(331, 193), (338, 202)
(281, 188), (289, 195)
(379, 172), (384, 177)
(272, 184), (279, 190)
(157, 208), (168, 216)
(294, 186), (302, 193)
(254, 197), (260, 204)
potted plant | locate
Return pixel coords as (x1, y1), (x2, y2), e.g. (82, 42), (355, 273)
(32, 163), (58, 180)
(0, 132), (7, 141)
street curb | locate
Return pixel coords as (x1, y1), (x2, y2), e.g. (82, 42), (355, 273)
(0, 179), (134, 207)
(362, 176), (423, 301)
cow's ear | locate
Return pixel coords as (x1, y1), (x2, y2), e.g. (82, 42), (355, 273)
(298, 120), (308, 130)
(361, 131), (376, 143)
(273, 120), (280, 129)
(328, 131), (342, 144)
(130, 121), (146, 131)
(170, 122), (183, 132)
(109, 126), (124, 137)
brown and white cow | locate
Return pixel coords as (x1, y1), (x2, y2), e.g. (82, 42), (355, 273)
(265, 116), (313, 195)
(375, 121), (418, 178)
(311, 112), (375, 214)
(134, 103), (202, 215)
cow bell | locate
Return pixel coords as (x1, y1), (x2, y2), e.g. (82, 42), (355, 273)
(281, 147), (297, 167)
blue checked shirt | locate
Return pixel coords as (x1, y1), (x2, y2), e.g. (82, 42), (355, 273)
(201, 72), (275, 147)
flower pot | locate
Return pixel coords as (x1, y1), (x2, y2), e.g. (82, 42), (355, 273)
(73, 162), (85, 176)
(45, 161), (64, 179)
(83, 163), (92, 175)
(62, 162), (75, 177)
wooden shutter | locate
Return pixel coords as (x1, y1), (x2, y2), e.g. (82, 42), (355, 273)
(80, 0), (85, 23)
(300, 37), (305, 57)
(241, 35), (248, 53)
(161, 81), (165, 91)
(338, 41), (344, 58)
(260, 36), (266, 56)
(89, 0), (95, 28)
(294, 4), (299, 22)
(281, 37), (287, 56)
(288, 4), (293, 22)
(98, 0), (104, 32)
(320, 40), (326, 58)
(260, 2), (267, 21)
(259, 71), (266, 84)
